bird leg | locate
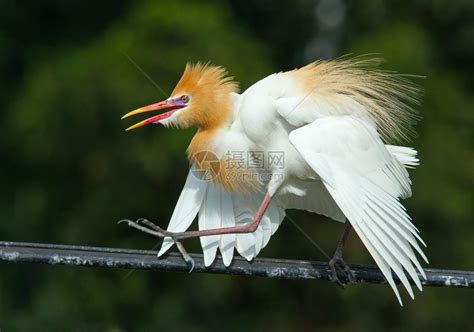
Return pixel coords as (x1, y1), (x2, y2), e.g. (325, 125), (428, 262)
(120, 193), (272, 265)
(118, 218), (196, 271)
(329, 222), (357, 288)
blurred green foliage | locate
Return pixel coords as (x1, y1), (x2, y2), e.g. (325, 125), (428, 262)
(0, 0), (473, 331)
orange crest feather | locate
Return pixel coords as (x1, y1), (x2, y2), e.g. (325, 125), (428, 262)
(171, 63), (239, 130)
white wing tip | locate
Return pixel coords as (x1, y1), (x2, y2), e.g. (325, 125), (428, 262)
(158, 238), (174, 257)
(204, 254), (216, 267)
(222, 251), (234, 267)
(386, 145), (420, 168)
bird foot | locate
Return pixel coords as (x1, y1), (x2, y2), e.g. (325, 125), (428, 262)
(328, 255), (356, 288)
(118, 218), (195, 272)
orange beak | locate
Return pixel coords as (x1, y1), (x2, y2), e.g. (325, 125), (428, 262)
(121, 98), (186, 131)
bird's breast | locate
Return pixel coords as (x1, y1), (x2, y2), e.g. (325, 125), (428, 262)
(187, 127), (262, 193)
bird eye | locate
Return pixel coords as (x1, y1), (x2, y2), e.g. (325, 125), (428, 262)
(181, 95), (190, 104)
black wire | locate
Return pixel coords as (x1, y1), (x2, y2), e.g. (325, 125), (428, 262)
(1, 241), (473, 288)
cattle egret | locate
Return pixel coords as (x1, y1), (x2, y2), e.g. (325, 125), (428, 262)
(121, 58), (426, 305)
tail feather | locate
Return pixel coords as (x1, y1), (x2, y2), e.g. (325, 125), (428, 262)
(386, 145), (419, 168)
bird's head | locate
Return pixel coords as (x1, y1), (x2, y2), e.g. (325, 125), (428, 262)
(122, 63), (238, 131)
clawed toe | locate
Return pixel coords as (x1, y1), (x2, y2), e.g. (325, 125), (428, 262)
(329, 256), (356, 288)
(175, 241), (194, 272)
(119, 217), (194, 271)
(117, 219), (134, 225)
(344, 265), (357, 284)
(138, 218), (167, 233)
(136, 217), (147, 224)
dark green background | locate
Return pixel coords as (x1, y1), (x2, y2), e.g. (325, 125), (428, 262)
(1, 0), (473, 330)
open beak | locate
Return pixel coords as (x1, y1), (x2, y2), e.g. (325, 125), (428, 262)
(121, 99), (185, 131)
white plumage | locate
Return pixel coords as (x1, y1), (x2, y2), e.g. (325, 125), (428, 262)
(124, 58), (426, 305)
(159, 174), (286, 264)
(289, 117), (426, 303)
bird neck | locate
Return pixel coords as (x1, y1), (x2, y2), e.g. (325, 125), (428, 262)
(187, 128), (219, 160)
(186, 128), (262, 193)
(185, 93), (261, 193)
(186, 92), (238, 155)
(199, 93), (233, 130)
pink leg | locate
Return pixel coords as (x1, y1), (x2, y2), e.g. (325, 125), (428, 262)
(119, 193), (272, 269)
(121, 193), (272, 241)
(173, 192), (272, 240)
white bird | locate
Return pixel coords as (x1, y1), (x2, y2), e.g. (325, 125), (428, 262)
(121, 57), (427, 305)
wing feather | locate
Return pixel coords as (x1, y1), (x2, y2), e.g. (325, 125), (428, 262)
(289, 116), (427, 304)
(219, 189), (236, 267)
(368, 196), (427, 277)
(199, 184), (222, 266)
(158, 167), (208, 257)
(364, 206), (422, 291)
(157, 171), (284, 265)
(232, 192), (285, 261)
(387, 145), (419, 168)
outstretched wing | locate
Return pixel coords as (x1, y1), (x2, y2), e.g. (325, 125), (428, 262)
(289, 116), (427, 305)
(158, 165), (286, 266)
(197, 188), (286, 265)
(233, 192), (286, 261)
